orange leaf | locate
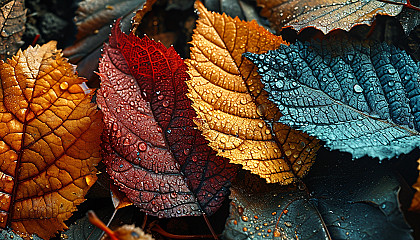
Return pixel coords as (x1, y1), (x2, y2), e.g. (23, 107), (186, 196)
(257, 0), (403, 34)
(186, 1), (320, 184)
(0, 41), (102, 239)
(410, 158), (420, 213)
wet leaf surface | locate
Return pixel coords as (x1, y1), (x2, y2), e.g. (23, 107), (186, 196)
(186, 1), (320, 184)
(245, 36), (420, 160)
(0, 41), (102, 239)
(256, 0), (404, 34)
(223, 153), (413, 240)
(0, 0), (26, 60)
(97, 19), (237, 217)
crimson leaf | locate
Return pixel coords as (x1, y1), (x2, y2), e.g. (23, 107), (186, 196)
(97, 19), (237, 217)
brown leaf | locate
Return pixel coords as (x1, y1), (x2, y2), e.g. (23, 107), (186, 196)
(186, 1), (320, 184)
(63, 0), (146, 86)
(0, 0), (26, 60)
(0, 41), (102, 239)
(257, 0), (404, 34)
(110, 184), (132, 210)
(410, 158), (420, 213)
(131, 0), (158, 33)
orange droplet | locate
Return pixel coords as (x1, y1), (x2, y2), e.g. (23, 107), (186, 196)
(241, 216), (249, 221)
(60, 82), (69, 90)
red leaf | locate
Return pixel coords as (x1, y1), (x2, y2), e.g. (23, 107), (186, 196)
(97, 19), (238, 217)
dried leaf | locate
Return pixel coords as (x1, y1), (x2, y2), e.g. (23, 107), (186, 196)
(223, 156), (413, 239)
(97, 20), (237, 217)
(186, 1), (320, 184)
(63, 0), (146, 85)
(410, 158), (420, 212)
(245, 37), (420, 160)
(0, 0), (26, 60)
(0, 41), (102, 239)
(256, 0), (403, 34)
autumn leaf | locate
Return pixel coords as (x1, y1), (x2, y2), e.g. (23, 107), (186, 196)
(0, 0), (26, 60)
(186, 1), (320, 184)
(245, 36), (420, 160)
(110, 183), (133, 210)
(223, 157), (413, 239)
(410, 158), (420, 212)
(0, 41), (102, 239)
(63, 0), (146, 85)
(97, 19), (237, 217)
(256, 0), (405, 34)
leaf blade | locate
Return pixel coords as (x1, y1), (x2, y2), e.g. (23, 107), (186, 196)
(245, 37), (420, 160)
(0, 41), (102, 239)
(186, 1), (320, 184)
(97, 20), (237, 217)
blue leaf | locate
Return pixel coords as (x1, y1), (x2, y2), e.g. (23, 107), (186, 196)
(244, 39), (420, 160)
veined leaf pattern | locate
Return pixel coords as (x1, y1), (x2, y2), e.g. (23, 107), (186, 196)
(245, 37), (420, 160)
(186, 1), (320, 184)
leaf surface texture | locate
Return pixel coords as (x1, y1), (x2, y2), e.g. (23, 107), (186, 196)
(186, 1), (319, 184)
(223, 157), (413, 240)
(0, 0), (26, 60)
(256, 0), (403, 34)
(0, 42), (102, 239)
(97, 20), (237, 217)
(245, 38), (420, 160)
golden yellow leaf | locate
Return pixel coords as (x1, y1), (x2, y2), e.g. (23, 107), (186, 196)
(186, 1), (320, 184)
(410, 158), (420, 213)
(0, 41), (102, 239)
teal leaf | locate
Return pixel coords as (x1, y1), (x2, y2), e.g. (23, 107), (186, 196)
(244, 38), (420, 160)
(222, 155), (413, 240)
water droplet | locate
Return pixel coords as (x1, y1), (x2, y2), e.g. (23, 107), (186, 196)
(60, 82), (69, 90)
(242, 216), (249, 221)
(240, 98), (247, 105)
(353, 84), (363, 93)
(158, 95), (164, 100)
(258, 122), (264, 128)
(138, 142), (147, 151)
(276, 80), (284, 88)
(163, 101), (169, 107)
(119, 164), (124, 168)
(256, 105), (265, 116)
(216, 92), (222, 98)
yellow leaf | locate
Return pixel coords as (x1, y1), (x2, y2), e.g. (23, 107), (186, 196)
(0, 41), (102, 239)
(186, 1), (320, 184)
